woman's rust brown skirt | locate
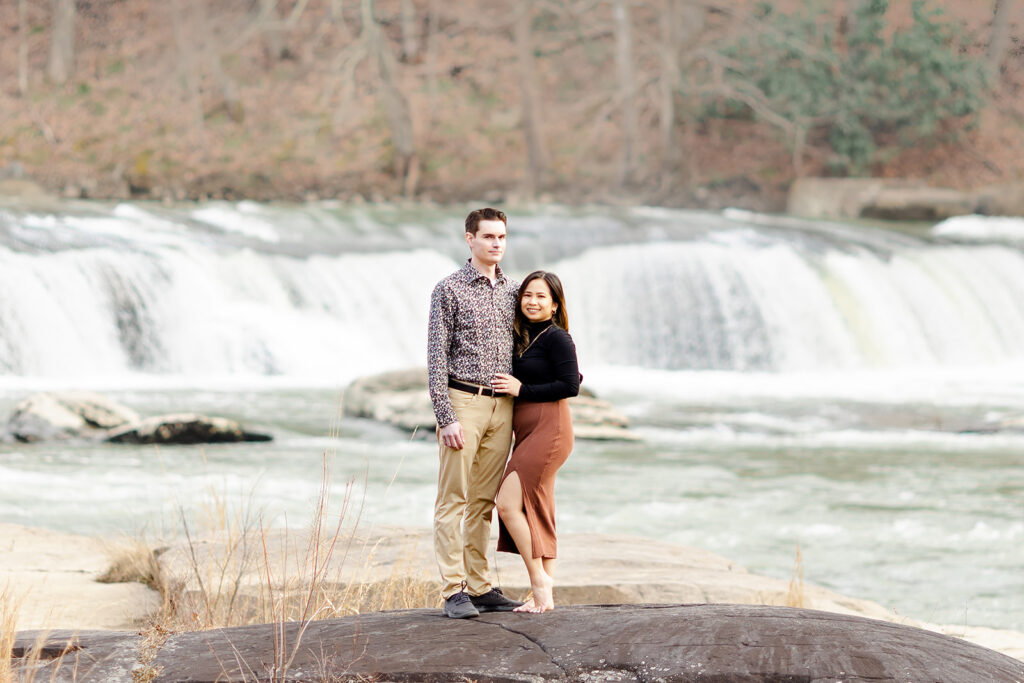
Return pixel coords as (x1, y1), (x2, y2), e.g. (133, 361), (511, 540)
(497, 398), (574, 559)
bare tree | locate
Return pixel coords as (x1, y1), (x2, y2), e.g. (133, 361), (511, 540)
(613, 0), (637, 188)
(657, 0), (681, 186)
(844, 0), (870, 37)
(18, 0), (29, 95)
(424, 0), (439, 128)
(400, 0), (420, 62)
(515, 0), (548, 197)
(361, 0), (418, 194)
(170, 0), (206, 145)
(49, 0), (76, 85)
(987, 0), (1016, 83)
(259, 0), (287, 62)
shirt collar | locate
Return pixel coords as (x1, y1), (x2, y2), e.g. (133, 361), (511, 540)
(461, 259), (506, 284)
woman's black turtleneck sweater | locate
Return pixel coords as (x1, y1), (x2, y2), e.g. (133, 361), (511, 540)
(513, 319), (581, 402)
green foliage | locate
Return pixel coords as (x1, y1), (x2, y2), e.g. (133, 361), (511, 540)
(717, 0), (984, 174)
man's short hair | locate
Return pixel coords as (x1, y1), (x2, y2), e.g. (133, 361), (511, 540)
(465, 208), (507, 235)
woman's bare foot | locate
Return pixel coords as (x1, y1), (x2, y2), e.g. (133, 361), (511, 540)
(513, 597), (536, 613)
(531, 572), (554, 612)
(518, 572), (554, 613)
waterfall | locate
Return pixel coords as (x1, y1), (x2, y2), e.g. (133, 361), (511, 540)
(1, 203), (1023, 381)
(557, 234), (1024, 372)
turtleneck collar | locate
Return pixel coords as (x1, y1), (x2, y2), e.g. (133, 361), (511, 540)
(526, 318), (555, 334)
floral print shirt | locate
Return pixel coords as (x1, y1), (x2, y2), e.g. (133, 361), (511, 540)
(427, 260), (518, 427)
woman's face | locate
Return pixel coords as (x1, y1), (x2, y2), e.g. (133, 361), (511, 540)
(521, 278), (556, 322)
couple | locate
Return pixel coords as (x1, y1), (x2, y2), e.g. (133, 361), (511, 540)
(427, 207), (580, 618)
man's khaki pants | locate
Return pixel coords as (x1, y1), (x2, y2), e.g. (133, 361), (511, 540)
(434, 388), (514, 598)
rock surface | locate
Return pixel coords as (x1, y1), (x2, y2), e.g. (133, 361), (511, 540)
(106, 413), (273, 444)
(14, 605), (1024, 683)
(0, 523), (160, 632)
(344, 368), (639, 440)
(787, 177), (977, 221)
(3, 392), (140, 442)
(11, 629), (141, 683)
(959, 414), (1024, 434)
(1, 392), (272, 444)
(155, 525), (1024, 661)
(859, 185), (976, 221)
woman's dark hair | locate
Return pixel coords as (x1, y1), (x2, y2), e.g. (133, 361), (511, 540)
(514, 270), (569, 356)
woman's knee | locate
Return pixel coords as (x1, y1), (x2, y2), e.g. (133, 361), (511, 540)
(495, 496), (517, 518)
(495, 477), (521, 518)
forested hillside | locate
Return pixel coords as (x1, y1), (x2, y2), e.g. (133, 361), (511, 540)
(1, 0), (1022, 209)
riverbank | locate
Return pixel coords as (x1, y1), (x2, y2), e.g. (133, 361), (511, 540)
(2, 522), (1022, 662)
(2, 2), (1022, 208)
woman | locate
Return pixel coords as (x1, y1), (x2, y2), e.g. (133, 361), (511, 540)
(492, 270), (580, 614)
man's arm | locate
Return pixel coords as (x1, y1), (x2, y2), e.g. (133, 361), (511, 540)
(427, 281), (458, 429)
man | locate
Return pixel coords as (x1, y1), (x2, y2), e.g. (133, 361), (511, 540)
(427, 207), (524, 618)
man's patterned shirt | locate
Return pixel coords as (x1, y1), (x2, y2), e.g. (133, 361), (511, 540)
(427, 260), (518, 427)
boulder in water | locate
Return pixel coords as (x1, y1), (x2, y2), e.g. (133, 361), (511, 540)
(4, 392), (140, 443)
(958, 415), (1024, 435)
(343, 368), (638, 440)
(106, 413), (272, 445)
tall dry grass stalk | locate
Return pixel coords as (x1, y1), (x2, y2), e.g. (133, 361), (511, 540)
(99, 452), (441, 680)
(785, 543), (806, 608)
(1, 584), (17, 682)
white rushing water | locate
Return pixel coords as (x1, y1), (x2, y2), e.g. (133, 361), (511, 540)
(3, 203), (1024, 380)
(0, 201), (1022, 631)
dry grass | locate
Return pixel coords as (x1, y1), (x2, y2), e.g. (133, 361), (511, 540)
(1, 584), (18, 682)
(88, 454), (441, 680)
(97, 536), (162, 591)
(785, 543), (806, 608)
(8, 445), (438, 681)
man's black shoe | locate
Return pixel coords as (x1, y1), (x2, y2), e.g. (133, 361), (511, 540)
(470, 587), (524, 612)
(444, 591), (480, 619)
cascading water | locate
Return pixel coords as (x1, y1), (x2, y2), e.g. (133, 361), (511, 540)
(558, 234), (1024, 372)
(2, 202), (1023, 381)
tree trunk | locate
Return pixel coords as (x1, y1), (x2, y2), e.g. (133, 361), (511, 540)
(400, 0), (419, 62)
(845, 0), (870, 37)
(362, 0), (418, 194)
(987, 0), (1015, 83)
(671, 0), (705, 191)
(613, 0), (637, 188)
(49, 0), (76, 85)
(170, 0), (206, 145)
(18, 0), (29, 95)
(515, 0), (548, 197)
(259, 0), (286, 62)
(658, 0), (680, 188)
(424, 0), (439, 128)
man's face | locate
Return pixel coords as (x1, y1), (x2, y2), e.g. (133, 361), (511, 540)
(466, 219), (507, 266)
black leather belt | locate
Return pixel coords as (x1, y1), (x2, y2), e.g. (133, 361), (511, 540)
(448, 378), (505, 397)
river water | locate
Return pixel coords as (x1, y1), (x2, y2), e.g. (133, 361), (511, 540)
(0, 201), (1021, 631)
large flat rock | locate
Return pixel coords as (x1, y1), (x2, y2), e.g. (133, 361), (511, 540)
(0, 523), (160, 631)
(10, 630), (140, 683)
(17, 605), (1024, 682)
(156, 525), (1024, 661)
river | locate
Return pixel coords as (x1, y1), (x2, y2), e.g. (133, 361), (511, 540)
(0, 200), (1021, 631)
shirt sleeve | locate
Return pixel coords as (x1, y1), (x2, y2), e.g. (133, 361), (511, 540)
(517, 329), (581, 402)
(427, 282), (458, 427)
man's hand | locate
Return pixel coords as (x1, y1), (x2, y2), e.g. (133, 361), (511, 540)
(439, 421), (465, 450)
